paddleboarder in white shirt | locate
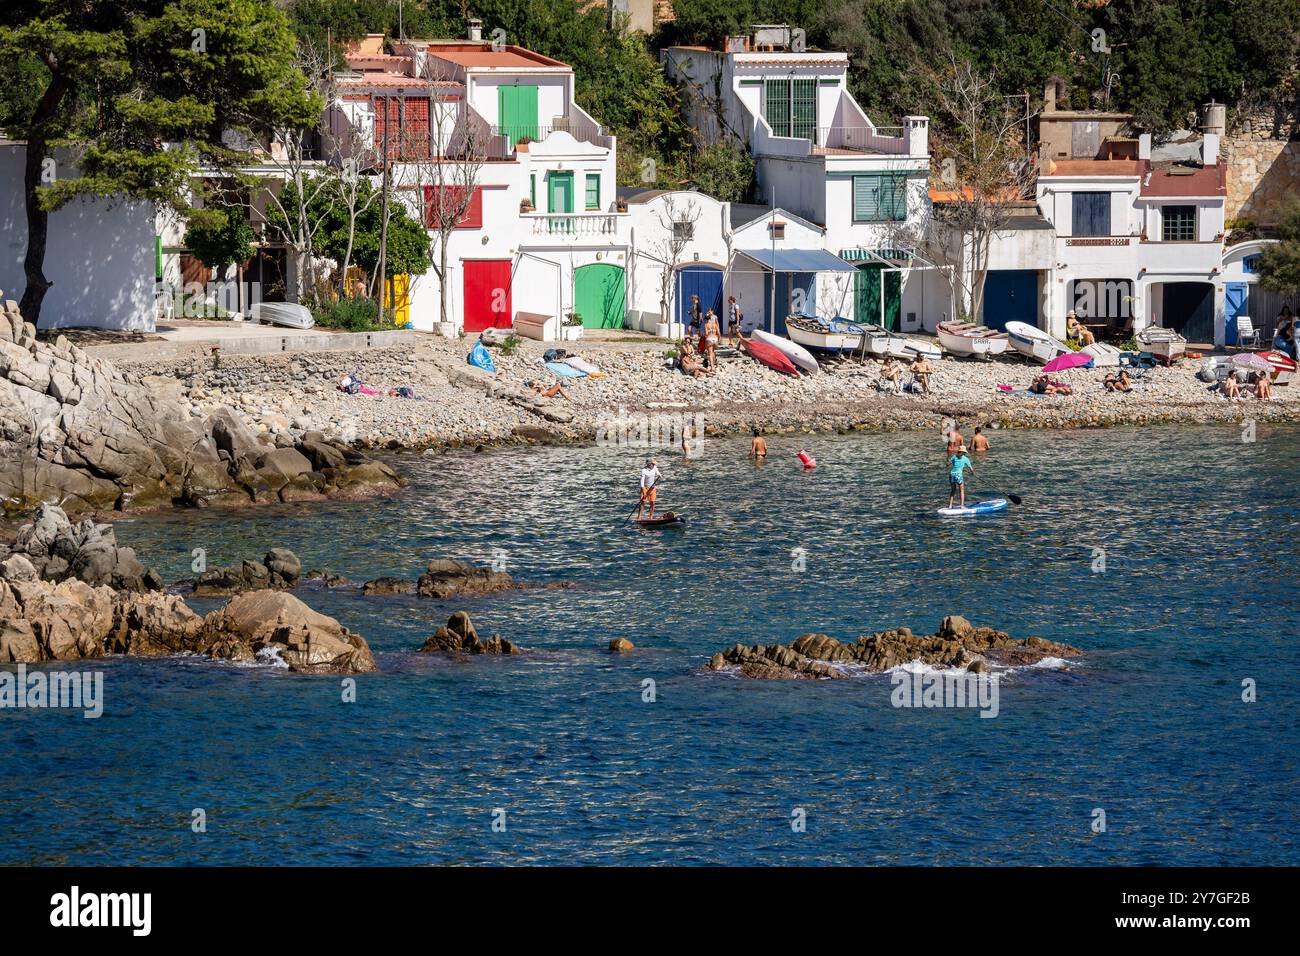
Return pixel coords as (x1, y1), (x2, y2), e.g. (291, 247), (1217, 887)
(637, 458), (662, 520)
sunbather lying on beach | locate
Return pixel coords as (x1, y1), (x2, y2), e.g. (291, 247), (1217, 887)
(1103, 369), (1132, 392)
(527, 380), (571, 400)
(1030, 374), (1073, 396)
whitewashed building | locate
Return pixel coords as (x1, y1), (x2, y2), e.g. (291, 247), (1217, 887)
(662, 28), (940, 332)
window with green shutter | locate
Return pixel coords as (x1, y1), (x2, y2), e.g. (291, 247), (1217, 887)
(792, 78), (816, 141)
(852, 174), (907, 222)
(763, 79), (790, 137)
(585, 174), (600, 210)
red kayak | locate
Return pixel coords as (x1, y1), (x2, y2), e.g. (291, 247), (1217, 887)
(741, 337), (799, 376)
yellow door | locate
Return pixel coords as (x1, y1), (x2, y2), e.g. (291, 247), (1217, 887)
(385, 273), (410, 326)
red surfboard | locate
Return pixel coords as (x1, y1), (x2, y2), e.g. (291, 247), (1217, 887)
(742, 338), (800, 376)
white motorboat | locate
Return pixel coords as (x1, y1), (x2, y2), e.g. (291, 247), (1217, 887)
(753, 329), (820, 375)
(1081, 342), (1123, 367)
(251, 302), (315, 331)
(1006, 321), (1068, 362)
(937, 320), (1010, 359)
(785, 315), (864, 353)
(1135, 326), (1186, 363)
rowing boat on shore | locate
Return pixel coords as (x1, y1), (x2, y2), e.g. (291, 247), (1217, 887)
(1135, 326), (1186, 363)
(1082, 342), (1123, 367)
(1259, 350), (1297, 385)
(859, 323), (913, 359)
(785, 315), (864, 352)
(937, 321), (1009, 359)
(1006, 321), (1068, 362)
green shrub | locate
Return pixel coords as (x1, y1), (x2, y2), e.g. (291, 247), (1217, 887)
(312, 297), (392, 332)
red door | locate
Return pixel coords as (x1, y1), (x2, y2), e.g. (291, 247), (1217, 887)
(462, 260), (512, 331)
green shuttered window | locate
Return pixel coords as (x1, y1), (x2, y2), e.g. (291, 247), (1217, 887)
(852, 174), (907, 222)
(763, 78), (817, 141)
(585, 174), (600, 210)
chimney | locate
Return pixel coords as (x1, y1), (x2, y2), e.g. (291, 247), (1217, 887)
(1202, 132), (1219, 166)
(1200, 101), (1226, 137)
(1138, 133), (1151, 161)
(468, 18), (483, 42)
(904, 116), (929, 158)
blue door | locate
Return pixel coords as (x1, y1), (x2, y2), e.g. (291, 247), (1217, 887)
(1225, 282), (1248, 345)
(981, 270), (1038, 331)
(675, 265), (723, 329)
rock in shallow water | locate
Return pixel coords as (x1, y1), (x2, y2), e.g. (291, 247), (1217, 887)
(419, 611), (518, 655)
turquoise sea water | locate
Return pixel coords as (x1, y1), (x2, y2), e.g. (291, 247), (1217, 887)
(2, 422), (1298, 865)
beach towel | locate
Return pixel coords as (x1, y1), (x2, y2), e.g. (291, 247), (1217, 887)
(564, 356), (605, 377)
(545, 361), (587, 379)
(468, 341), (497, 373)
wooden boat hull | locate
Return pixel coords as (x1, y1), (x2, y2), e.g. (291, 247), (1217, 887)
(1259, 350), (1297, 385)
(1082, 342), (1123, 367)
(786, 319), (863, 352)
(252, 302), (315, 330)
(1135, 327), (1186, 362)
(937, 322), (1010, 358)
(1006, 321), (1068, 362)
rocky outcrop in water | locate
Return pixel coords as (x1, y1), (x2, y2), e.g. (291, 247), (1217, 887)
(362, 558), (573, 599)
(0, 577), (375, 674)
(1, 503), (162, 591)
(192, 548), (302, 595)
(706, 616), (1083, 679)
(0, 296), (403, 515)
(419, 610), (518, 655)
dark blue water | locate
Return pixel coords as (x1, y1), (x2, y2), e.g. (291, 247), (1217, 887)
(3, 423), (1298, 865)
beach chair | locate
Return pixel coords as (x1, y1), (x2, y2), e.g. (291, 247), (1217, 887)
(1235, 316), (1261, 349)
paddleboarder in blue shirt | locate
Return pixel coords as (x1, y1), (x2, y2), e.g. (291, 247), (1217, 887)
(948, 444), (974, 509)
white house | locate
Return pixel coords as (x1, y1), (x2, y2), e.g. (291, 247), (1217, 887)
(662, 27), (938, 332)
(1036, 132), (1227, 342)
(0, 141), (157, 331)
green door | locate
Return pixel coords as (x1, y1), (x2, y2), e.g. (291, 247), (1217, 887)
(498, 84), (538, 146)
(574, 263), (625, 329)
(548, 171), (573, 213)
(854, 264), (901, 330)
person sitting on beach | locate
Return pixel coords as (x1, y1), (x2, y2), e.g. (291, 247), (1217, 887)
(970, 426), (989, 453)
(702, 310), (721, 369)
(1274, 320), (1297, 360)
(910, 355), (934, 394)
(527, 379), (570, 401)
(1252, 370), (1273, 400)
(1220, 371), (1241, 399)
(879, 358), (903, 394)
(750, 428), (767, 460)
(1065, 311), (1096, 348)
(1103, 369), (1132, 393)
(947, 443), (974, 509)
(676, 339), (708, 378)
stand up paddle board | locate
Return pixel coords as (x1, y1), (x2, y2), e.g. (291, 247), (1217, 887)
(937, 498), (1008, 517)
(635, 512), (686, 528)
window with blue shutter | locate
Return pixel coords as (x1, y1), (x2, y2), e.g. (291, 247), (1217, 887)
(1071, 192), (1111, 237)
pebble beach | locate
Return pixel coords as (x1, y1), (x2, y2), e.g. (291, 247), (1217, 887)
(112, 331), (1300, 451)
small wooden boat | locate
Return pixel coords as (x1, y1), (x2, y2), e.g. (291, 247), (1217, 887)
(1006, 321), (1068, 362)
(1258, 350), (1297, 385)
(251, 302), (315, 330)
(786, 315), (864, 352)
(937, 321), (1009, 359)
(741, 337), (799, 376)
(1082, 342), (1123, 368)
(753, 329), (819, 375)
(899, 337), (942, 361)
(1135, 326), (1186, 363)
(635, 512), (685, 528)
(859, 324), (913, 359)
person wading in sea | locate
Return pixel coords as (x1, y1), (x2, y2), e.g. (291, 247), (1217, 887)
(970, 426), (989, 453)
(945, 422), (964, 455)
(638, 458), (662, 520)
(750, 429), (767, 460)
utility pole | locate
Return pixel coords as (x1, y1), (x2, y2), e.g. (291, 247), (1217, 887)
(375, 94), (390, 311)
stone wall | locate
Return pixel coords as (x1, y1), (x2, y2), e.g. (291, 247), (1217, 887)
(1224, 109), (1300, 227)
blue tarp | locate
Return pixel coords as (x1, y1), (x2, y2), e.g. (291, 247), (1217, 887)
(734, 248), (859, 274)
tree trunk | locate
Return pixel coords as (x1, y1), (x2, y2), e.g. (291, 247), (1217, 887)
(439, 237), (450, 327)
(18, 73), (71, 326)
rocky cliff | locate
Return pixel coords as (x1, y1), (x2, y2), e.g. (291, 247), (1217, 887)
(0, 295), (403, 516)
